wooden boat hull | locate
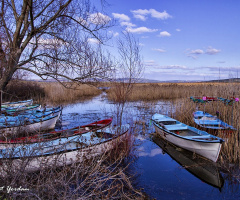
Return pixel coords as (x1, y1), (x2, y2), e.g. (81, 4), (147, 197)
(0, 118), (112, 149)
(152, 121), (223, 162)
(0, 125), (129, 173)
(193, 111), (236, 132)
(0, 113), (60, 138)
(1, 104), (41, 115)
(0, 108), (62, 136)
(194, 124), (235, 137)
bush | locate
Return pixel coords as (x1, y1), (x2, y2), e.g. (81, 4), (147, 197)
(3, 81), (45, 102)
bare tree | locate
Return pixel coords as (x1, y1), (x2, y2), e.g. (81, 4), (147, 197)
(0, 0), (114, 104)
(112, 32), (144, 126)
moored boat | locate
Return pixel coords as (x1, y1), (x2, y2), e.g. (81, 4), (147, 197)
(0, 123), (129, 173)
(0, 118), (112, 149)
(152, 113), (224, 162)
(0, 106), (62, 136)
(193, 111), (236, 133)
(1, 99), (33, 108)
(1, 104), (41, 116)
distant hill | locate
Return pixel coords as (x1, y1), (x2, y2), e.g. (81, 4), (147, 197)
(28, 77), (240, 83)
(115, 78), (192, 83)
(202, 78), (240, 83)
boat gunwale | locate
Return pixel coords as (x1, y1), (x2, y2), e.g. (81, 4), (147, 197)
(0, 118), (113, 145)
(193, 111), (236, 130)
(0, 107), (62, 129)
(152, 120), (224, 144)
(0, 124), (129, 160)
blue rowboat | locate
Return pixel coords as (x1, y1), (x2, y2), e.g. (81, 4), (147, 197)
(193, 111), (236, 132)
(0, 106), (62, 136)
(1, 104), (41, 116)
(0, 118), (112, 149)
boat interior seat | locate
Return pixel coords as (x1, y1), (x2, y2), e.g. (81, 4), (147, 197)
(165, 125), (188, 131)
(185, 135), (212, 139)
(197, 120), (221, 125)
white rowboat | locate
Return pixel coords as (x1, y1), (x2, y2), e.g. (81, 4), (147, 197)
(1, 99), (33, 108)
(0, 124), (130, 173)
(152, 114), (224, 162)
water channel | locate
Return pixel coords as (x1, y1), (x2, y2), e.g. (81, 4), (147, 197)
(57, 93), (240, 200)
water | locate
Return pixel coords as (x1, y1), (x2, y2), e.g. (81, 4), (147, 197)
(58, 93), (240, 200)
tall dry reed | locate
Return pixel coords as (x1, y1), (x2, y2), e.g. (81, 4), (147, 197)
(38, 82), (101, 105)
(107, 82), (240, 102)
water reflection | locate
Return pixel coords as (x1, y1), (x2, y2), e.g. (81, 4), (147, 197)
(152, 135), (224, 189)
(56, 93), (240, 199)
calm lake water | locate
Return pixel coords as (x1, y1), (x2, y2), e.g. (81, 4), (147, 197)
(58, 93), (240, 200)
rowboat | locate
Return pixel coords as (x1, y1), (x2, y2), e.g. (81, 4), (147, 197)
(1, 104), (41, 116)
(0, 106), (62, 136)
(193, 111), (235, 132)
(152, 114), (224, 162)
(0, 118), (112, 149)
(152, 135), (224, 189)
(1, 99), (33, 108)
(0, 124), (129, 173)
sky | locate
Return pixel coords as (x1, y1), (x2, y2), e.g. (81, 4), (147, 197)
(102, 0), (240, 81)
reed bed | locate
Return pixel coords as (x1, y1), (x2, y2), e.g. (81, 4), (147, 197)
(38, 82), (101, 105)
(107, 82), (240, 102)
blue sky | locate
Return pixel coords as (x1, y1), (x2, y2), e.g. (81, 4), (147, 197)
(103, 0), (240, 81)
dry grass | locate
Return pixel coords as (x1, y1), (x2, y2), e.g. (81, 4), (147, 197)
(38, 82), (101, 105)
(107, 82), (240, 102)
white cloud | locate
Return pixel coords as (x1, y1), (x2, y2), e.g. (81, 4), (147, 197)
(131, 9), (172, 21)
(108, 31), (119, 37)
(176, 29), (181, 32)
(144, 60), (156, 66)
(203, 66), (240, 73)
(120, 21), (136, 27)
(187, 47), (220, 59)
(87, 38), (100, 44)
(132, 9), (150, 15)
(134, 14), (147, 21)
(206, 46), (221, 55)
(155, 65), (188, 70)
(152, 48), (166, 53)
(126, 27), (158, 34)
(89, 13), (111, 25)
(149, 9), (172, 20)
(144, 60), (188, 71)
(113, 32), (119, 37)
(159, 31), (171, 37)
(190, 49), (204, 55)
(38, 38), (64, 46)
(112, 13), (130, 21)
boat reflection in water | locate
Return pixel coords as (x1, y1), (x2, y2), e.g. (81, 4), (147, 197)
(152, 134), (224, 190)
